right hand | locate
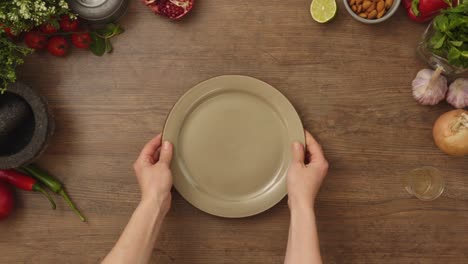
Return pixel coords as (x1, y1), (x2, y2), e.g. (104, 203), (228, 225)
(287, 130), (328, 211)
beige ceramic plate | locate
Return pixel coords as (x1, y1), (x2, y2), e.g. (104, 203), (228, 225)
(163, 75), (304, 218)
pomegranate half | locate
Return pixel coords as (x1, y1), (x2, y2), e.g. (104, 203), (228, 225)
(143, 0), (194, 20)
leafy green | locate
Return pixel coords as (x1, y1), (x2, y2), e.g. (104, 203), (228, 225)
(450, 40), (463, 46)
(90, 33), (106, 56)
(0, 33), (32, 93)
(89, 24), (124, 56)
(433, 35), (446, 49)
(429, 3), (468, 68)
(0, 0), (73, 34)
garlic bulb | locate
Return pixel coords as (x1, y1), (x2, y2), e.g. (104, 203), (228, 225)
(447, 78), (468, 109)
(412, 67), (448, 105)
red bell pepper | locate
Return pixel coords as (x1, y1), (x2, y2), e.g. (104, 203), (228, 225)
(403, 0), (457, 22)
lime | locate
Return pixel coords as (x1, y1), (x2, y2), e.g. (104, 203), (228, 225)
(310, 0), (337, 23)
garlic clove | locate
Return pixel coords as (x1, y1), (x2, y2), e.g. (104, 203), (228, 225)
(447, 78), (468, 109)
(412, 68), (448, 106)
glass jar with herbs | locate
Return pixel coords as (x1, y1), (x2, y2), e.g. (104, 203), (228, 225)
(417, 3), (468, 76)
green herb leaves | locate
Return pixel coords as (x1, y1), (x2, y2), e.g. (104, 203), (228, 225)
(430, 3), (468, 68)
(0, 33), (32, 93)
(89, 23), (124, 56)
(0, 0), (73, 34)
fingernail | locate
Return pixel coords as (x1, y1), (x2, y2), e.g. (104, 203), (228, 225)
(163, 141), (171, 150)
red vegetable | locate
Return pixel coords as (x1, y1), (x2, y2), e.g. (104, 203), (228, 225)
(0, 182), (14, 220)
(403, 0), (456, 22)
(143, 0), (194, 20)
(0, 170), (56, 209)
(59, 15), (80, 32)
(40, 23), (58, 34)
(24, 31), (48, 50)
(47, 36), (69, 57)
(71, 32), (92, 49)
(0, 24), (15, 39)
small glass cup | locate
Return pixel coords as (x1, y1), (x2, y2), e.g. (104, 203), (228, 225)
(417, 22), (468, 77)
(404, 167), (445, 201)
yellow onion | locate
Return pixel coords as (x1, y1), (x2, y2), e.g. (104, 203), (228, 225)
(433, 109), (468, 157)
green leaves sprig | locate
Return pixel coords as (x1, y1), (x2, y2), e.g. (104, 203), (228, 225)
(0, 0), (73, 34)
(429, 3), (468, 68)
(90, 23), (124, 56)
(0, 33), (32, 93)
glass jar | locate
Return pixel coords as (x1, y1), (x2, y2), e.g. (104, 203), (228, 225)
(417, 22), (468, 77)
(404, 167), (445, 201)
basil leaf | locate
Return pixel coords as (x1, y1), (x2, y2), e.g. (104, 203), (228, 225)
(97, 24), (115, 36)
(105, 39), (113, 53)
(434, 15), (449, 32)
(448, 15), (468, 29)
(450, 40), (463, 46)
(430, 31), (444, 47)
(90, 33), (106, 56)
(113, 25), (124, 36)
(448, 47), (461, 62)
(433, 35), (446, 49)
(430, 3), (468, 68)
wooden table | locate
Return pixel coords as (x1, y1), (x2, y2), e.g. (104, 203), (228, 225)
(1, 0), (467, 263)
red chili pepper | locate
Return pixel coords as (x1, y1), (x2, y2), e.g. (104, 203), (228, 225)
(0, 170), (56, 209)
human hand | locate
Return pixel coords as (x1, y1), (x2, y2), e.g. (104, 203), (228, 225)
(287, 130), (328, 212)
(133, 134), (173, 213)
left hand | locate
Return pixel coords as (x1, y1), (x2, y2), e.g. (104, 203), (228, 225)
(133, 134), (174, 213)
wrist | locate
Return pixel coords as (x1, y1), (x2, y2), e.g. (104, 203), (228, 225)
(140, 194), (171, 215)
(288, 197), (315, 213)
(290, 205), (315, 220)
(138, 199), (168, 219)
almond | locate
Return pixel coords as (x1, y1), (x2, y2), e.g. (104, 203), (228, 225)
(356, 0), (363, 4)
(368, 9), (377, 18)
(350, 0), (356, 5)
(362, 1), (371, 9)
(377, 9), (386, 18)
(377, 0), (385, 11)
(385, 0), (393, 9)
(359, 12), (368, 18)
(357, 4), (363, 13)
(367, 2), (376, 11)
(352, 5), (357, 12)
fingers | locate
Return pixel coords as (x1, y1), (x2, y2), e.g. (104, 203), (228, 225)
(136, 134), (162, 166)
(291, 141), (305, 164)
(153, 148), (161, 163)
(159, 140), (173, 165)
(304, 130), (326, 162)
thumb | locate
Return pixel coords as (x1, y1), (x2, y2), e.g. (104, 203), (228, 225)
(291, 141), (304, 164)
(159, 141), (173, 165)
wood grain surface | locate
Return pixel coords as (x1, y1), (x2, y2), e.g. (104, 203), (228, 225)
(1, 0), (468, 263)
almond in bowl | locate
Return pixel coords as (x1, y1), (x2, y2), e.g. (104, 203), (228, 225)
(343, 0), (401, 23)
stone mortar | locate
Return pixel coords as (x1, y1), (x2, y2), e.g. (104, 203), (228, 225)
(0, 82), (54, 169)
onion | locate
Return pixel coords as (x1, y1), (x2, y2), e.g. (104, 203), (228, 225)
(433, 109), (468, 157)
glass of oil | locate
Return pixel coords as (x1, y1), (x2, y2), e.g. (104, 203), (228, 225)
(405, 167), (445, 201)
